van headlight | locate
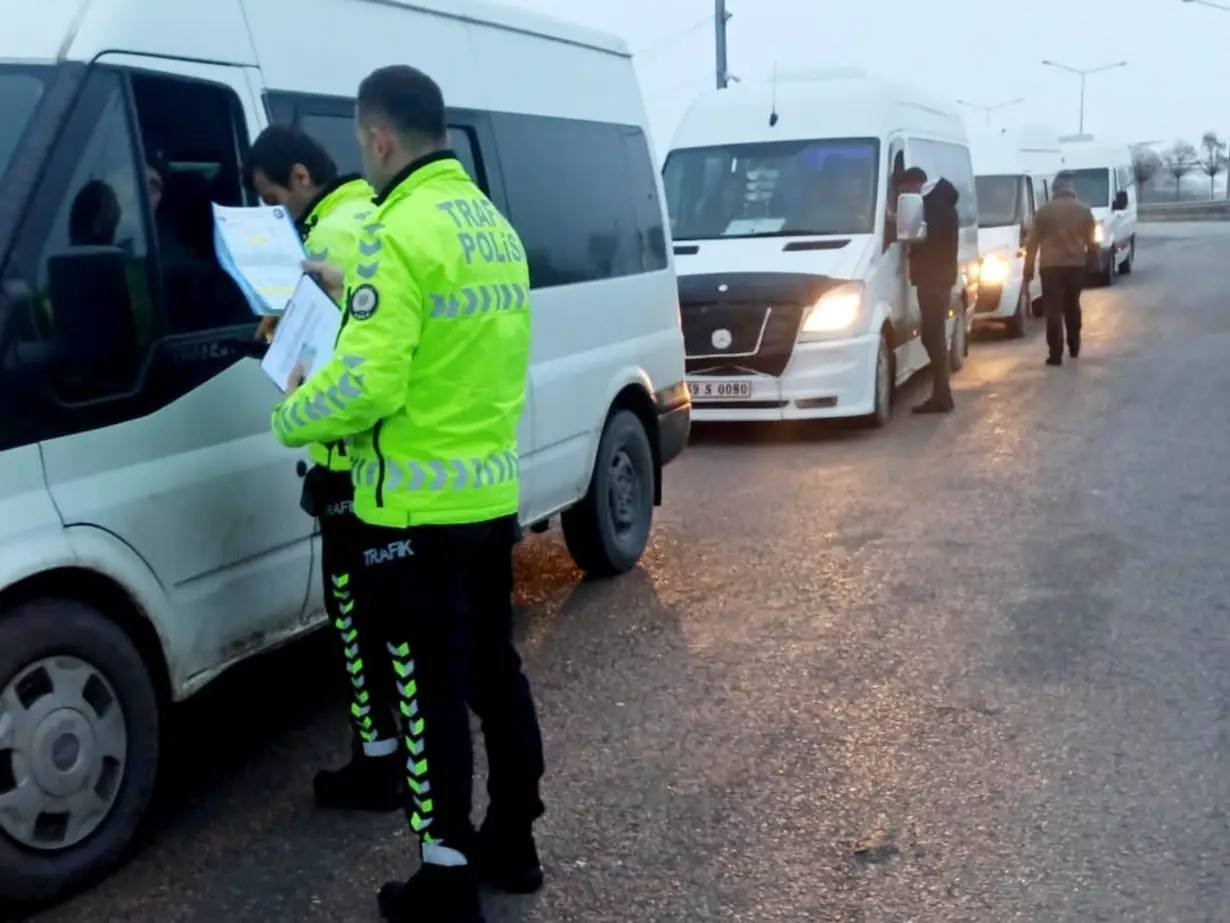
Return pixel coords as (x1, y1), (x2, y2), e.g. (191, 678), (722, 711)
(1094, 222), (1105, 245)
(799, 282), (863, 339)
(979, 251), (1011, 286)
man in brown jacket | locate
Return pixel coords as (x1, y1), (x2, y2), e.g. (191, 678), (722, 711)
(1024, 177), (1099, 365)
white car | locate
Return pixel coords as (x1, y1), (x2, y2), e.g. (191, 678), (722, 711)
(0, 0), (687, 903)
(1058, 139), (1139, 285)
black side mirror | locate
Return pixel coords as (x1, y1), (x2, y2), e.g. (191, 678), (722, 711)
(1113, 189), (1129, 211)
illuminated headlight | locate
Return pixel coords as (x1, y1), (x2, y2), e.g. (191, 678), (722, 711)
(1094, 223), (1105, 245)
(979, 252), (1011, 286)
(800, 282), (863, 338)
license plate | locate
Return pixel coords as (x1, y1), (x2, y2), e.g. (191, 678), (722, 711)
(688, 380), (752, 400)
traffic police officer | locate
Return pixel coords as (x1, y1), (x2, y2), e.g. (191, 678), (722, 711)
(270, 68), (545, 923)
(246, 128), (403, 811)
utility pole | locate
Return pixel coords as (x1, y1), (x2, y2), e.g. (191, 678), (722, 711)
(715, 0), (730, 89)
(1041, 59), (1127, 135)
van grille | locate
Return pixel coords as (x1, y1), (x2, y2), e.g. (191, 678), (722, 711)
(682, 302), (806, 378)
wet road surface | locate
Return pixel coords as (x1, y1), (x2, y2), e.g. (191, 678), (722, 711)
(27, 224), (1230, 921)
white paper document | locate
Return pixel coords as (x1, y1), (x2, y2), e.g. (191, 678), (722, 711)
(213, 203), (307, 316)
(261, 276), (342, 391)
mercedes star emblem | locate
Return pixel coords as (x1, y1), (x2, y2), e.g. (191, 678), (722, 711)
(712, 328), (733, 350)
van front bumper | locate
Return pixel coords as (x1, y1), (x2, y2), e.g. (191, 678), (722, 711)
(655, 383), (691, 466)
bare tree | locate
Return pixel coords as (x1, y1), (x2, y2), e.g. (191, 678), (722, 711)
(1164, 140), (1199, 201)
(1131, 144), (1162, 191)
(1200, 131), (1227, 200)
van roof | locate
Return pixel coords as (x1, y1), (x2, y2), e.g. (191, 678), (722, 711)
(1060, 140), (1131, 170)
(670, 75), (965, 151)
(2, 0), (628, 66)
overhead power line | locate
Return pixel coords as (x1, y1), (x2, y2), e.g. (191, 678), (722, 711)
(633, 12), (713, 58)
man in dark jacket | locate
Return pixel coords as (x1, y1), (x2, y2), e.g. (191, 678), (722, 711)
(898, 167), (960, 414)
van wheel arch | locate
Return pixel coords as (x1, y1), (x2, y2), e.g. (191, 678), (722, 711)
(0, 568), (171, 706)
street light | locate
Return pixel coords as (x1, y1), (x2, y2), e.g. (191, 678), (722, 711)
(957, 97), (1025, 127)
(1041, 59), (1127, 134)
(1181, 0), (1230, 11)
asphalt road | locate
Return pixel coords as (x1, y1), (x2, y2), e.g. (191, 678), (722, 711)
(27, 223), (1230, 922)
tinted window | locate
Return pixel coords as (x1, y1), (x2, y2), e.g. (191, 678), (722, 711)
(1057, 168), (1110, 207)
(664, 138), (879, 240)
(0, 69), (256, 451)
(0, 69), (45, 182)
(492, 114), (667, 288)
(909, 138), (978, 228)
(299, 111), (482, 189)
(975, 175), (1022, 227)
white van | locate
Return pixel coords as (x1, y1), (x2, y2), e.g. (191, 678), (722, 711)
(1057, 139), (1138, 285)
(0, 0), (687, 904)
(971, 130), (1063, 337)
(662, 72), (979, 426)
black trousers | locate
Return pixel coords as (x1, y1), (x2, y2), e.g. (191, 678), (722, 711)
(355, 514), (545, 854)
(1041, 267), (1084, 359)
(917, 286), (953, 405)
(313, 468), (400, 750)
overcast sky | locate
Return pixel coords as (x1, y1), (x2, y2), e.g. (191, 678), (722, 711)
(507, 0), (1230, 157)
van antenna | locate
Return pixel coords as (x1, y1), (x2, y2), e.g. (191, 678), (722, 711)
(769, 61), (780, 127)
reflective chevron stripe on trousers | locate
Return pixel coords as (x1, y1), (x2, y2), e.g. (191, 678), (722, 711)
(356, 515), (546, 859)
(316, 468), (399, 754)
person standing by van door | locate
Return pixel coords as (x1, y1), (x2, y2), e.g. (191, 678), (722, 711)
(897, 167), (960, 414)
(1023, 177), (1098, 366)
(270, 67), (545, 923)
(244, 128), (405, 811)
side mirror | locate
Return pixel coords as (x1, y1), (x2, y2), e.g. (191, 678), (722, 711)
(896, 193), (927, 242)
(1113, 189), (1129, 211)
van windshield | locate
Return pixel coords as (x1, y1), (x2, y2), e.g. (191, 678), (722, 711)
(1058, 168), (1110, 207)
(975, 175), (1022, 228)
(663, 138), (880, 241)
(0, 68), (46, 183)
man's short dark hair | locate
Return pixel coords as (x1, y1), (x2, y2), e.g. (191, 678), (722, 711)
(357, 66), (447, 144)
(245, 126), (338, 189)
(901, 167), (928, 184)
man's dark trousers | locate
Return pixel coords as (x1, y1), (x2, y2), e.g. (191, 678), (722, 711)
(917, 287), (954, 407)
(356, 514), (545, 854)
(1040, 267), (1084, 359)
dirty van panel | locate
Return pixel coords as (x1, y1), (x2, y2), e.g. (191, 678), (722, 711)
(3, 64), (313, 686)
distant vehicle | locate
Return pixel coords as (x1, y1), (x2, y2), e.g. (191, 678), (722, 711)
(1058, 139), (1138, 285)
(971, 129), (1063, 337)
(0, 0), (686, 906)
(662, 70), (979, 427)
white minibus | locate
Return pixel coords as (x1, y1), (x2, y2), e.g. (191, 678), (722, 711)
(0, 0), (687, 903)
(662, 72), (979, 427)
(1058, 139), (1138, 285)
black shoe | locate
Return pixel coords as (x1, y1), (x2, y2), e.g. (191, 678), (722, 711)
(1046, 356), (1063, 367)
(378, 865), (485, 923)
(476, 821), (544, 894)
(911, 398), (954, 415)
(1069, 347), (1080, 358)
(314, 751), (401, 812)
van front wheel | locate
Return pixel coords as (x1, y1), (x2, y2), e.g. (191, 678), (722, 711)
(0, 600), (160, 908)
(562, 410), (655, 578)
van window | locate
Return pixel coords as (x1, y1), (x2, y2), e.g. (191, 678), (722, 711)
(664, 138), (879, 241)
(1057, 168), (1110, 207)
(297, 109), (483, 189)
(492, 114), (668, 287)
(975, 175), (1023, 228)
(908, 138), (977, 228)
(0, 68), (45, 182)
(0, 68), (256, 452)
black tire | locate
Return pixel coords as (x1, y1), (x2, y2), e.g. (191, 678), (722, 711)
(1120, 237), (1135, 275)
(1008, 287), (1029, 339)
(562, 410), (655, 578)
(950, 304), (967, 372)
(1098, 251), (1115, 287)
(0, 601), (160, 909)
(863, 332), (894, 428)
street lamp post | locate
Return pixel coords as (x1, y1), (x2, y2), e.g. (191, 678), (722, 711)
(957, 97), (1025, 127)
(1041, 59), (1127, 135)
